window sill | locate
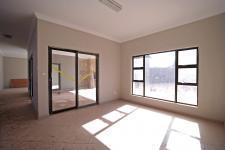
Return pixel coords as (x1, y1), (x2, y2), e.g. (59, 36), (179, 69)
(131, 94), (198, 108)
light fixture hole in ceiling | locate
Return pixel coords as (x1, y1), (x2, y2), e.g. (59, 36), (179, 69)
(99, 0), (122, 12)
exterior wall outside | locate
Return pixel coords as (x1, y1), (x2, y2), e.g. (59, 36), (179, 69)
(79, 58), (96, 89)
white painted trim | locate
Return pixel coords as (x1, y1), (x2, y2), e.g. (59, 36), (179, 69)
(34, 12), (120, 43)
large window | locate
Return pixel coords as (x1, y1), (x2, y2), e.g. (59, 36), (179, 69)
(132, 47), (198, 106)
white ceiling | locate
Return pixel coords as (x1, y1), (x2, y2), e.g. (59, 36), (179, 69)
(0, 0), (225, 51)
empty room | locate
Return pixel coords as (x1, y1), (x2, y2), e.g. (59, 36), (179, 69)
(0, 0), (225, 150)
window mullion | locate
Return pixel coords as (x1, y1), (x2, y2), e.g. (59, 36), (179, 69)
(175, 50), (178, 103)
(143, 55), (145, 96)
(178, 65), (197, 68)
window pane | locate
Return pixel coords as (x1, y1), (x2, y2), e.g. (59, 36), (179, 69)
(178, 68), (197, 83)
(145, 51), (175, 101)
(134, 69), (143, 80)
(178, 49), (197, 65)
(52, 64), (60, 90)
(177, 85), (197, 105)
(133, 56), (143, 68)
(133, 82), (143, 95)
(51, 50), (76, 111)
(78, 53), (97, 107)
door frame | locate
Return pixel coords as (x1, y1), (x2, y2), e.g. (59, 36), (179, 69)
(48, 46), (99, 114)
(28, 55), (33, 97)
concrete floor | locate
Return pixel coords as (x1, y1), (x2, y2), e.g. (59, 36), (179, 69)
(0, 88), (225, 150)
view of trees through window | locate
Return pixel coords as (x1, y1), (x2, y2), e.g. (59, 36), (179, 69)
(132, 48), (198, 106)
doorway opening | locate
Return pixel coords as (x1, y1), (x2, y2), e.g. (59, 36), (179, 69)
(48, 47), (99, 114)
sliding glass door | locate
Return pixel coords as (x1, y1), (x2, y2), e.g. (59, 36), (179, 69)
(50, 50), (76, 112)
(78, 53), (98, 107)
(49, 47), (99, 114)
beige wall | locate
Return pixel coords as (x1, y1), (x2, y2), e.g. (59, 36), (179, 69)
(37, 19), (121, 118)
(0, 54), (3, 90)
(3, 57), (28, 88)
(121, 13), (225, 122)
(27, 19), (38, 116)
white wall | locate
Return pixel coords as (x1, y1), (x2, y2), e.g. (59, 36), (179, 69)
(3, 57), (28, 88)
(36, 19), (121, 118)
(121, 13), (225, 122)
(0, 54), (3, 90)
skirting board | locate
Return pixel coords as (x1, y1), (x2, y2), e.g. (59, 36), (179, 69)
(121, 98), (224, 124)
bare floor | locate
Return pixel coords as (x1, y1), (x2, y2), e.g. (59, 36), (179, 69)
(0, 88), (225, 150)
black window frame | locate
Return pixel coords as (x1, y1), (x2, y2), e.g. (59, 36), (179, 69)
(132, 55), (145, 96)
(132, 47), (199, 106)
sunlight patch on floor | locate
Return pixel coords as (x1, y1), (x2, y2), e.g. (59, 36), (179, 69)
(171, 118), (200, 138)
(102, 110), (125, 122)
(82, 119), (108, 134)
(82, 104), (202, 150)
(96, 107), (171, 150)
(166, 131), (201, 150)
(116, 105), (137, 113)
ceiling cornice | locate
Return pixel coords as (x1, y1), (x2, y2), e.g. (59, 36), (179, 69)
(34, 12), (121, 43)
(34, 11), (225, 44)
